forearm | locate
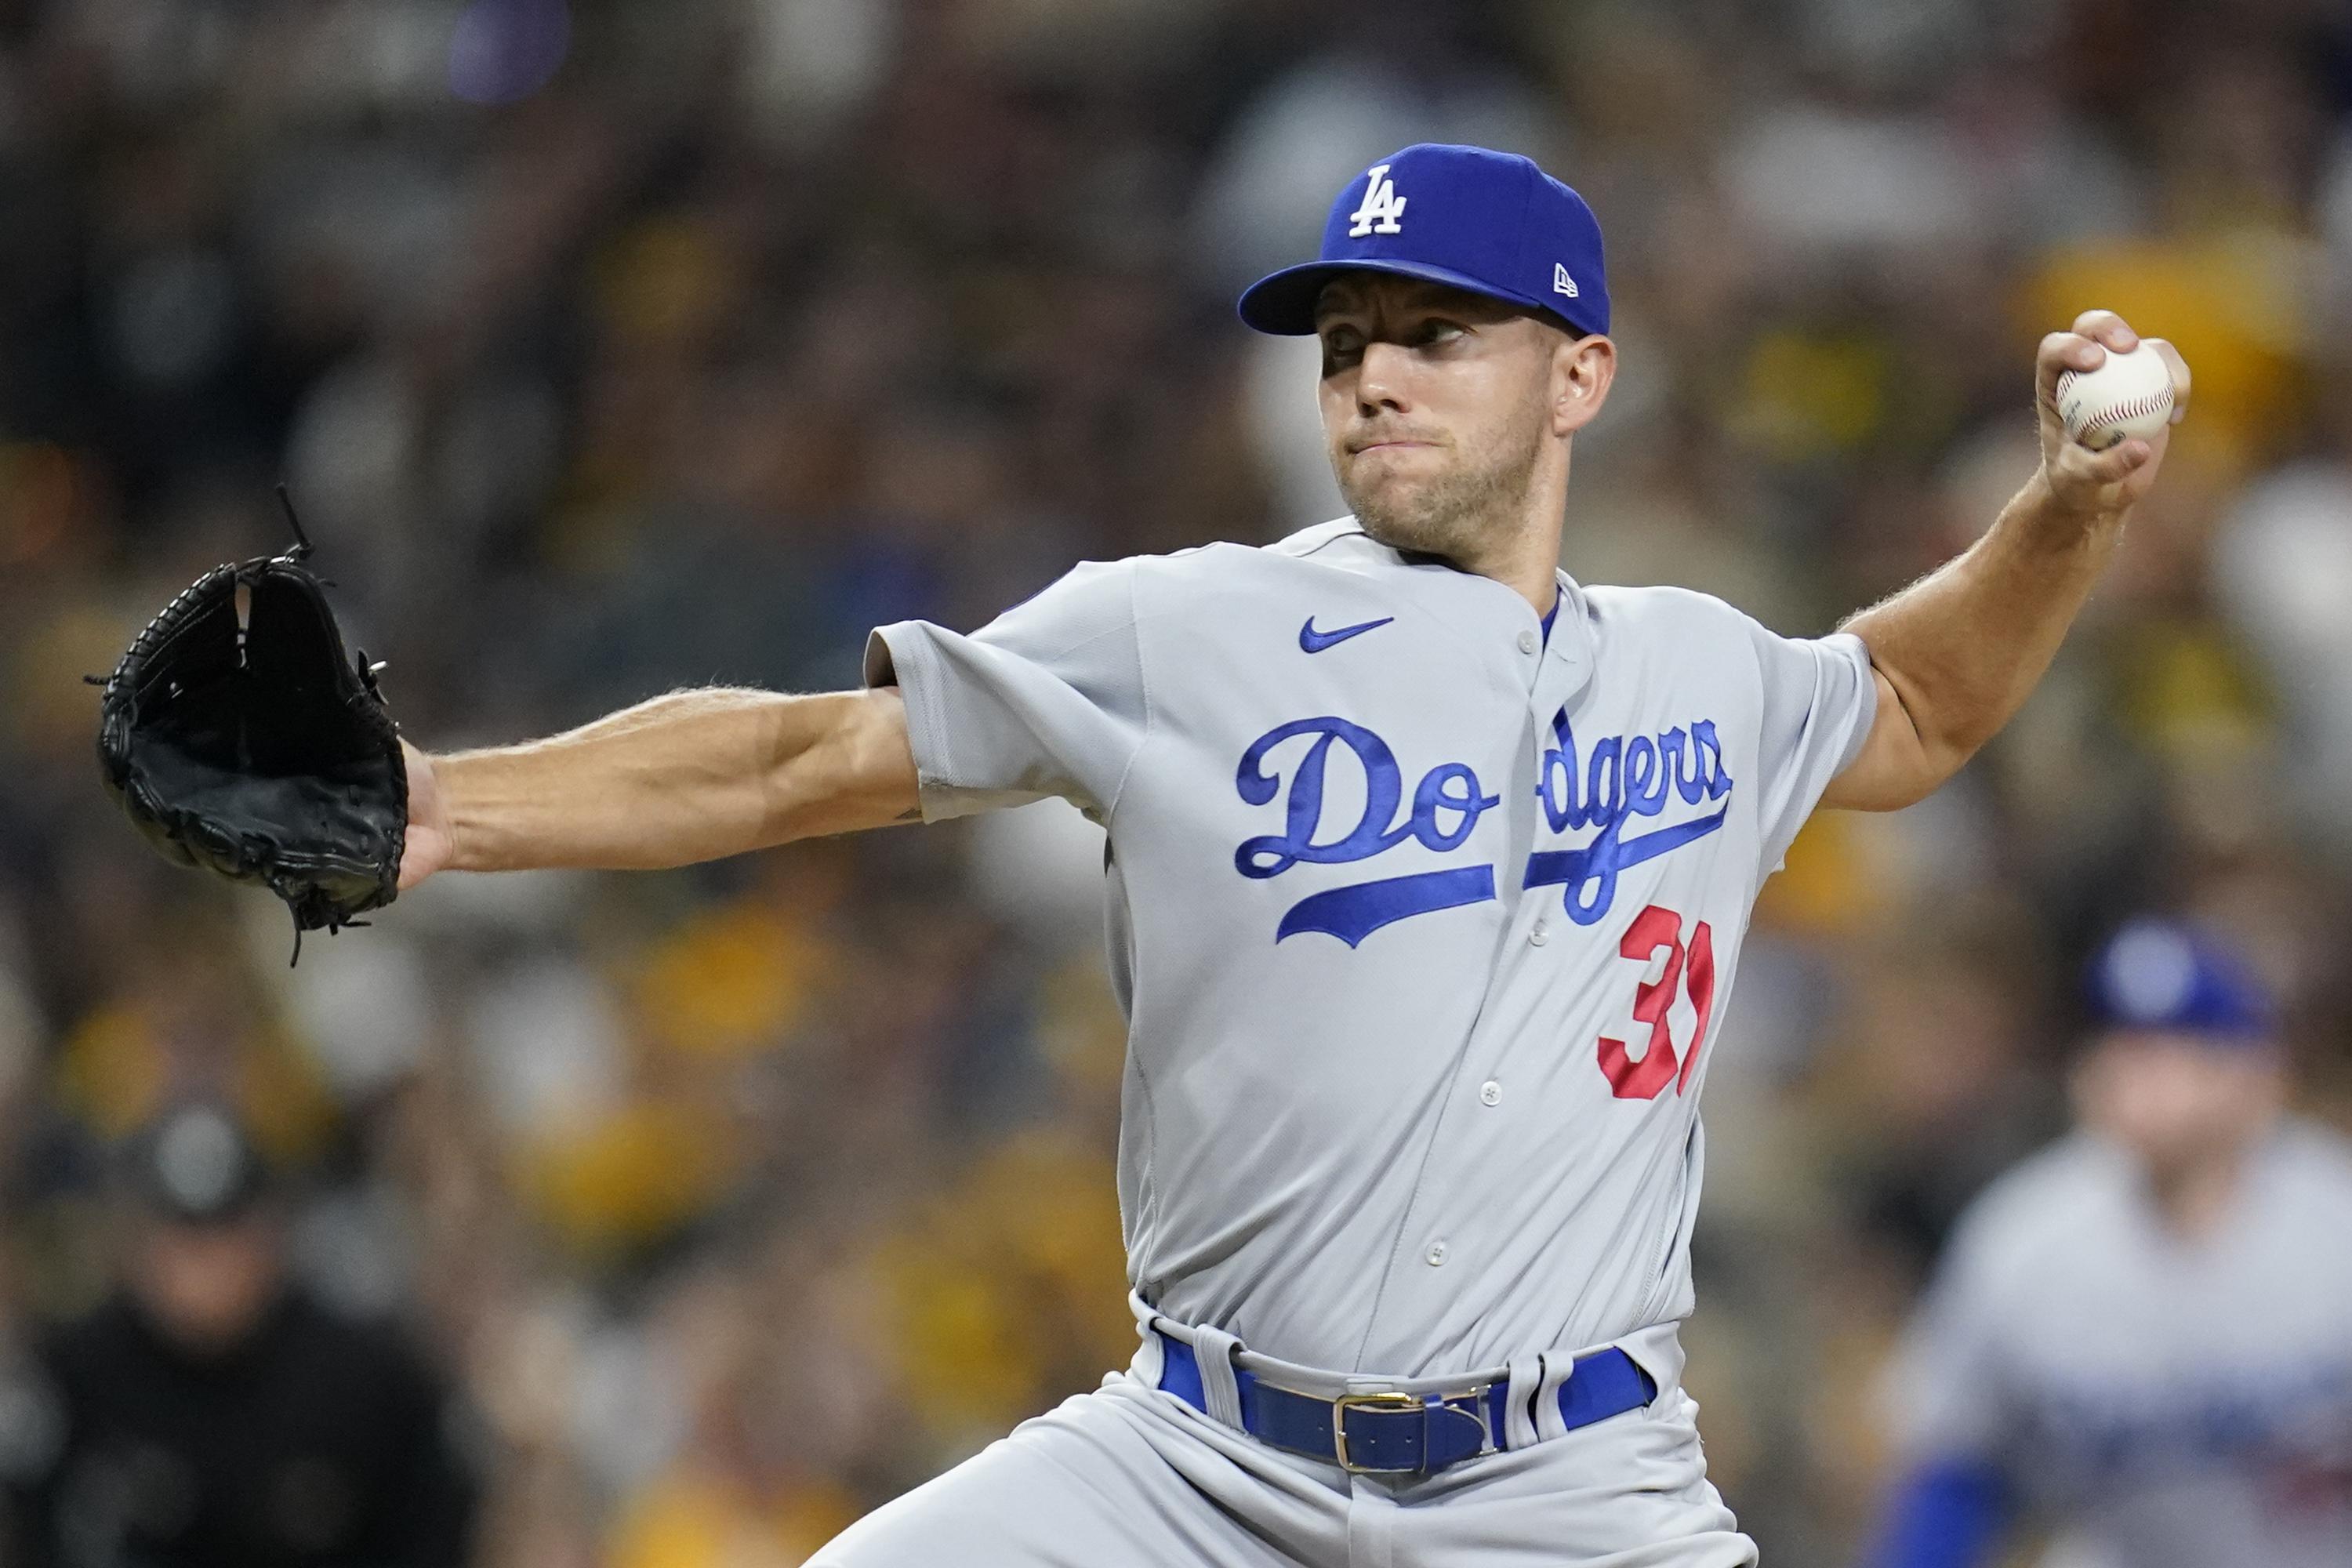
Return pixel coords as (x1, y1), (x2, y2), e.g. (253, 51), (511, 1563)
(436, 686), (915, 873)
(1835, 471), (2125, 806)
(1822, 310), (2186, 812)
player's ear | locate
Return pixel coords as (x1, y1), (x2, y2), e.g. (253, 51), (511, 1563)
(1552, 332), (1615, 437)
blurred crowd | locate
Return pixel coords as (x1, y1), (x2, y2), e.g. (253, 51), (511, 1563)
(3, 0), (2352, 1562)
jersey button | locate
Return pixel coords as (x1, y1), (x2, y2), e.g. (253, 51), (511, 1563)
(1530, 920), (1550, 946)
(1425, 1241), (1448, 1267)
(1515, 629), (1538, 655)
(1479, 1080), (1502, 1107)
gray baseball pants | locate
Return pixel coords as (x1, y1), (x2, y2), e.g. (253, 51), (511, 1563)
(808, 1370), (1758, 1567)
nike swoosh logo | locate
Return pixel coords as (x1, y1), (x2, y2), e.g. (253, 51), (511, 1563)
(1299, 615), (1394, 653)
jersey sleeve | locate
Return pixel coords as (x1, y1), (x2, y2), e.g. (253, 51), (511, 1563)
(1743, 617), (1877, 876)
(863, 558), (1148, 823)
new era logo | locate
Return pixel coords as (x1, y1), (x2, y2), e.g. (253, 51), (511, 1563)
(1554, 263), (1579, 299)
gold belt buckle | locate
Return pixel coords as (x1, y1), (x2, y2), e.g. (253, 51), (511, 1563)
(1332, 1389), (1426, 1474)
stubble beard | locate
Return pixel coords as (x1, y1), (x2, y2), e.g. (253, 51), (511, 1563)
(1334, 411), (1545, 567)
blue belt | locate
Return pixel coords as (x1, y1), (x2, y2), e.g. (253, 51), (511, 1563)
(1156, 1334), (1655, 1475)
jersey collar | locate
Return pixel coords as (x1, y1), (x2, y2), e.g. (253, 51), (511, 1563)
(1283, 519), (1597, 711)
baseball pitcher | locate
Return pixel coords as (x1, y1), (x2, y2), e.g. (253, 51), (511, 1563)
(395, 145), (2192, 1565)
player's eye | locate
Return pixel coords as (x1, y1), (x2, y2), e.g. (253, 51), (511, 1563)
(1416, 319), (1466, 347)
(1321, 331), (1365, 368)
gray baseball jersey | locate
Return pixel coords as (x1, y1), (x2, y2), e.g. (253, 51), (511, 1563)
(1883, 1124), (2352, 1568)
(866, 516), (1876, 1388)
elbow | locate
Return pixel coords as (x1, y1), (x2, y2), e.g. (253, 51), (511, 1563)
(1829, 764), (1948, 815)
(1902, 706), (2002, 803)
(1825, 688), (1972, 814)
(1894, 735), (1979, 809)
(1843, 661), (1987, 811)
(758, 688), (919, 844)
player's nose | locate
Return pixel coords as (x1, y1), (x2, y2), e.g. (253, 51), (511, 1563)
(1354, 339), (1414, 416)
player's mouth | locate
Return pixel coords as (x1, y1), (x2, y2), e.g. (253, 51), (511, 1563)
(1348, 437), (1440, 456)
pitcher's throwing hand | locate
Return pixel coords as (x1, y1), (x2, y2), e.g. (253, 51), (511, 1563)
(2036, 309), (2191, 521)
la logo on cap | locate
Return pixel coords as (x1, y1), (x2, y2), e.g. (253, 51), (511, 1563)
(1347, 163), (1408, 237)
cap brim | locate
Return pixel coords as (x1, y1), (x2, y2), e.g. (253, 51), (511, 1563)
(1236, 258), (1564, 336)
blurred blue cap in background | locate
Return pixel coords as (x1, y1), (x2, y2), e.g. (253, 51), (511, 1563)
(122, 1102), (276, 1222)
(2087, 918), (2278, 1045)
(1237, 143), (1610, 339)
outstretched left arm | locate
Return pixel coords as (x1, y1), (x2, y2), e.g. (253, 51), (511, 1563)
(1824, 310), (2191, 812)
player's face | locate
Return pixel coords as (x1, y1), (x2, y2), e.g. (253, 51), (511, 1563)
(1313, 276), (1563, 561)
(2074, 1031), (2285, 1176)
(126, 1211), (286, 1356)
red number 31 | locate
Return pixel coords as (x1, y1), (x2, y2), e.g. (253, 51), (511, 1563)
(1596, 905), (1717, 1100)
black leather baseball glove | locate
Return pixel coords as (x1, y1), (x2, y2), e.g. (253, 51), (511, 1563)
(95, 490), (405, 957)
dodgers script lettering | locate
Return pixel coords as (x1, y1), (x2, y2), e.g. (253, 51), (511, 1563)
(1231, 710), (1733, 945)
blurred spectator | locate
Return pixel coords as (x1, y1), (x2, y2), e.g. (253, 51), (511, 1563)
(1864, 920), (2352, 1568)
(0, 1102), (478, 1567)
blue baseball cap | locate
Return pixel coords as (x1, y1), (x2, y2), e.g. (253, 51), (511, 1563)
(1237, 143), (1610, 339)
(2085, 918), (2278, 1045)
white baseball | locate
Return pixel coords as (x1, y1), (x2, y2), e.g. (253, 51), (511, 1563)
(2055, 342), (2175, 451)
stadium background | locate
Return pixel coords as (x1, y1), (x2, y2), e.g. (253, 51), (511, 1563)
(4, 0), (2352, 1561)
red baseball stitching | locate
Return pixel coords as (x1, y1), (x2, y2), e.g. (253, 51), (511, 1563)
(2058, 371), (2171, 435)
